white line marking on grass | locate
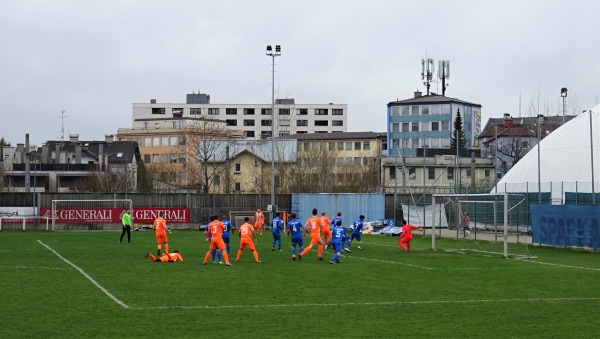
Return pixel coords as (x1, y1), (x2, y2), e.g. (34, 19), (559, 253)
(37, 240), (129, 309)
(343, 254), (434, 270)
(134, 297), (600, 310)
(516, 259), (600, 271)
(0, 265), (69, 270)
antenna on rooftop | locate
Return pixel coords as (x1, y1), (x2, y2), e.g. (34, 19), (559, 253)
(421, 55), (435, 95)
(57, 110), (68, 141)
(437, 60), (450, 96)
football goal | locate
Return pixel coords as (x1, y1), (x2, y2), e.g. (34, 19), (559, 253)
(430, 193), (535, 259)
(49, 199), (133, 231)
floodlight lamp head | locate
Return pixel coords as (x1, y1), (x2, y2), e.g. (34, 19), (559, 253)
(561, 87), (568, 97)
(266, 45), (272, 52)
(275, 45), (281, 53)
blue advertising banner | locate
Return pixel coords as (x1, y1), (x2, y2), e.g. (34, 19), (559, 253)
(531, 205), (600, 250)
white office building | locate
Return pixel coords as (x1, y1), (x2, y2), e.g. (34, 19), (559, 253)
(131, 93), (348, 139)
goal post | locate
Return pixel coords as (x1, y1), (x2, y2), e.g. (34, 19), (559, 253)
(49, 199), (133, 231)
(431, 193), (534, 259)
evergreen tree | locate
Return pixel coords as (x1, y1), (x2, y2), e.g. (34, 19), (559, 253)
(450, 109), (468, 153)
(0, 137), (10, 146)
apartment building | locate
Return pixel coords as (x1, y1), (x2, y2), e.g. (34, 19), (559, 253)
(131, 93), (348, 139)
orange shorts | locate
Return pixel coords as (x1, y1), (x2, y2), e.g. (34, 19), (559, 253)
(210, 238), (226, 250)
(322, 230), (331, 240)
(255, 222), (263, 229)
(309, 235), (322, 246)
(156, 232), (168, 243)
(239, 238), (256, 251)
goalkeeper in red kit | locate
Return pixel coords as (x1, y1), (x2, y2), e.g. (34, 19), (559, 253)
(398, 219), (421, 252)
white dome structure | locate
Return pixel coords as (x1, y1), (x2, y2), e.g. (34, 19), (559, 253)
(493, 104), (600, 203)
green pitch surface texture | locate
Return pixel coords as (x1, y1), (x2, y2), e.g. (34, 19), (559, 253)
(1, 231), (599, 338)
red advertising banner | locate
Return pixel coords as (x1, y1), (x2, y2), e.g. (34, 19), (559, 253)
(40, 208), (190, 224)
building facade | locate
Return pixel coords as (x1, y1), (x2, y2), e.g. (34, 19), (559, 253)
(387, 91), (482, 157)
(131, 93), (348, 139)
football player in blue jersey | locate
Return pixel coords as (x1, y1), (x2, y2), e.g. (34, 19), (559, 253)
(327, 211), (342, 249)
(271, 212), (284, 251)
(221, 215), (234, 255)
(329, 220), (347, 264)
(346, 215), (365, 252)
(286, 213), (304, 260)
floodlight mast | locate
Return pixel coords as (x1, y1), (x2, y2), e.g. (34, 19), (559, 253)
(266, 44), (281, 215)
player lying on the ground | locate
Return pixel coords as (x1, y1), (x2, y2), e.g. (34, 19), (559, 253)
(145, 250), (183, 262)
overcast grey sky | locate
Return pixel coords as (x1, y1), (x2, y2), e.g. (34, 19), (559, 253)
(1, 0), (598, 146)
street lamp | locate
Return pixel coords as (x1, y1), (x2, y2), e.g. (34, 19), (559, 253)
(561, 87), (568, 125)
(537, 114), (544, 203)
(266, 44), (281, 215)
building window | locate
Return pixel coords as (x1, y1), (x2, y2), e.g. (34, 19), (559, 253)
(345, 142), (352, 150)
(143, 154), (150, 163)
(235, 182), (241, 191)
(485, 169), (491, 178)
(328, 142), (335, 151)
(155, 123), (160, 129)
(243, 120), (255, 126)
(412, 106), (419, 115)
(466, 169), (472, 177)
(441, 105), (451, 114)
(213, 174), (220, 186)
(178, 136), (186, 146)
(234, 163), (241, 173)
(402, 106), (409, 115)
(431, 105), (440, 114)
(337, 142), (344, 150)
(243, 108), (255, 115)
(153, 137), (160, 147)
(422, 106), (429, 115)
(179, 172), (187, 183)
(421, 122), (429, 132)
(261, 108), (272, 115)
(332, 109), (343, 115)
(152, 108), (165, 114)
(226, 120), (237, 126)
(392, 123), (400, 132)
(363, 141), (370, 150)
(402, 123), (410, 132)
(144, 137), (151, 147)
(172, 108), (183, 114)
(354, 142), (361, 150)
(261, 120), (272, 126)
(432, 122), (439, 131)
(152, 154), (159, 163)
(161, 154), (168, 163)
(244, 131), (255, 138)
(179, 153), (186, 164)
(226, 108), (237, 115)
(297, 108), (308, 115)
(170, 154), (177, 164)
(297, 120), (308, 127)
(168, 136), (176, 146)
(315, 120), (328, 126)
(315, 108), (328, 115)
(389, 166), (396, 179)
(208, 108), (220, 115)
(412, 122), (419, 132)
(408, 167), (415, 179)
(442, 121), (450, 131)
(279, 108), (290, 115)
(161, 137), (168, 146)
(354, 157), (361, 165)
(428, 167), (435, 180)
(189, 108), (201, 115)
(332, 120), (343, 126)
(447, 168), (454, 179)
(261, 130), (272, 138)
(303, 143), (311, 151)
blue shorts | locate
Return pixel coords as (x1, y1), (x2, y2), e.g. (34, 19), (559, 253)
(291, 237), (303, 247)
(222, 234), (230, 244)
(332, 242), (343, 253)
(351, 232), (361, 242)
(272, 233), (282, 241)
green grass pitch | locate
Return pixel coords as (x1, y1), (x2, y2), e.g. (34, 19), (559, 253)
(1, 230), (599, 338)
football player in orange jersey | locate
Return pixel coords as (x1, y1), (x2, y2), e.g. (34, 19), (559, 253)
(153, 211), (172, 256)
(203, 214), (232, 266)
(145, 250), (183, 262)
(253, 209), (265, 235)
(235, 217), (261, 263)
(298, 208), (324, 261)
(320, 211), (332, 250)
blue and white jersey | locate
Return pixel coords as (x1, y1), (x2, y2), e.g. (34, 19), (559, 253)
(352, 219), (363, 234)
(330, 217), (342, 228)
(288, 219), (303, 238)
(222, 219), (233, 239)
(331, 225), (347, 244)
(272, 217), (283, 235)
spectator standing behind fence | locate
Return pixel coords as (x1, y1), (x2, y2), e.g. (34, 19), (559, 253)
(460, 211), (470, 237)
(119, 209), (132, 244)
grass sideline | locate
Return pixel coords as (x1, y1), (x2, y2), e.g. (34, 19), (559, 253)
(1, 230), (599, 338)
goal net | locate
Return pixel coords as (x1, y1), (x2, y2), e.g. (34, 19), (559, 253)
(48, 199), (133, 231)
(430, 193), (535, 259)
